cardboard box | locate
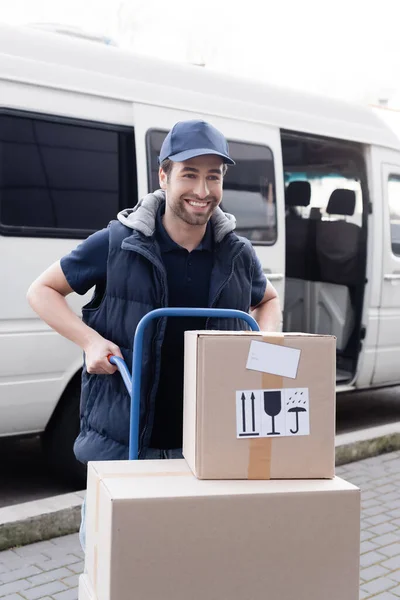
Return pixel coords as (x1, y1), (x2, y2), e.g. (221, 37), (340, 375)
(84, 459), (360, 600)
(84, 458), (192, 590)
(183, 331), (336, 479)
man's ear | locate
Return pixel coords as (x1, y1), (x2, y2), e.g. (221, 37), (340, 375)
(159, 167), (168, 190)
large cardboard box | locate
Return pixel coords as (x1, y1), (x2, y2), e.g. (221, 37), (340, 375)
(84, 458), (192, 590)
(83, 459), (360, 600)
(183, 331), (336, 479)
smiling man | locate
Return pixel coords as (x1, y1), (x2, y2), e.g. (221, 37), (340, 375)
(27, 118), (281, 475)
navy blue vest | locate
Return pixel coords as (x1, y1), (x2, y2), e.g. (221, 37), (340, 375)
(73, 218), (257, 463)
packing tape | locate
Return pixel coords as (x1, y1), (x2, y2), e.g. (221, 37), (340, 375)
(247, 334), (284, 479)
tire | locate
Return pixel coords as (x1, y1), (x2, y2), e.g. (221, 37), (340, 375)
(42, 374), (87, 488)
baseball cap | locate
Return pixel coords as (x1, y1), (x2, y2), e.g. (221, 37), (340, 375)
(158, 119), (235, 165)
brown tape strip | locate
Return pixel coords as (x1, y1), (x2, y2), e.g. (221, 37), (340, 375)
(248, 334), (284, 480)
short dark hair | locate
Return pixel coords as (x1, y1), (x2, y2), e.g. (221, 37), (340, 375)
(160, 158), (174, 180)
(160, 158), (228, 181)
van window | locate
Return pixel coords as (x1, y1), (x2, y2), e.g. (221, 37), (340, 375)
(146, 130), (277, 244)
(0, 111), (136, 238)
(388, 175), (400, 256)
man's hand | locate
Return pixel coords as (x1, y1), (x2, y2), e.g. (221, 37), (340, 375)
(84, 334), (124, 375)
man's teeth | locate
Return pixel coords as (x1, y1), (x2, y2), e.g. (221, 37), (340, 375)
(188, 200), (207, 207)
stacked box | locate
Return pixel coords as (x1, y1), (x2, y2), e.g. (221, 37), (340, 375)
(80, 332), (360, 600)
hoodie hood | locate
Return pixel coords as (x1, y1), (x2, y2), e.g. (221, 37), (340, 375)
(117, 189), (236, 244)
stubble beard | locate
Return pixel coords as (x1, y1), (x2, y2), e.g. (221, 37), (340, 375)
(170, 195), (219, 226)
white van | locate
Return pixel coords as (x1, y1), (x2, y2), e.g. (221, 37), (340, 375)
(1, 24), (400, 484)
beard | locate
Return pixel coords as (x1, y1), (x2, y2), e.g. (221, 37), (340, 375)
(169, 194), (219, 226)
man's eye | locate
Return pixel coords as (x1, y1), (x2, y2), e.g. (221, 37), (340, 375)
(184, 174), (195, 178)
(208, 176), (220, 181)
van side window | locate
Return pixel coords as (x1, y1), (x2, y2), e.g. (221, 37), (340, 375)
(146, 130), (277, 244)
(0, 112), (136, 238)
(388, 175), (400, 256)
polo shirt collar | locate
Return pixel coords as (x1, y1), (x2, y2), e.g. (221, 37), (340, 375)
(155, 204), (213, 253)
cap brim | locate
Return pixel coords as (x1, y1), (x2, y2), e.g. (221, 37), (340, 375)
(168, 148), (235, 165)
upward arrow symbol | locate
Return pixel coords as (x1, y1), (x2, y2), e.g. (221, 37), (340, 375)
(241, 393), (246, 432)
(250, 392), (256, 431)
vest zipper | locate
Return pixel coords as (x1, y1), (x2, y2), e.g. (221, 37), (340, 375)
(122, 242), (168, 456)
(206, 243), (246, 328)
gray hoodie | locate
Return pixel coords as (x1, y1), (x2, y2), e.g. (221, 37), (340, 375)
(117, 189), (237, 244)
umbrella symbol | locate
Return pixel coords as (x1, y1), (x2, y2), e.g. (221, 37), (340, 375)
(288, 406), (307, 434)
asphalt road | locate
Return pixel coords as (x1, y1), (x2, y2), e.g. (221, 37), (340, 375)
(0, 385), (399, 508)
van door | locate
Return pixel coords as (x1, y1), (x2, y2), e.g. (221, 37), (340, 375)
(134, 103), (285, 306)
(372, 152), (400, 385)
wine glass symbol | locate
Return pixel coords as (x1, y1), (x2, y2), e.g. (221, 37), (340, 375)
(263, 391), (282, 435)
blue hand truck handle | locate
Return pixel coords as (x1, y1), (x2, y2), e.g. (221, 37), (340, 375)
(109, 307), (260, 459)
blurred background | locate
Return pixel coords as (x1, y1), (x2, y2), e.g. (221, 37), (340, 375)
(0, 0), (399, 109)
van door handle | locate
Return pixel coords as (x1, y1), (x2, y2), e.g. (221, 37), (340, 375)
(264, 272), (284, 281)
(384, 274), (400, 281)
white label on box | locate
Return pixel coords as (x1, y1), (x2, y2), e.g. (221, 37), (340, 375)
(246, 340), (301, 379)
(236, 388), (310, 438)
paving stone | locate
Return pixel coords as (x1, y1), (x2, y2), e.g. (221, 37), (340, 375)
(0, 578), (31, 597)
(52, 588), (79, 600)
(26, 567), (74, 586)
(379, 544), (400, 558)
(22, 580), (68, 600)
(66, 562), (84, 575)
(12, 542), (57, 558)
(373, 533), (400, 548)
(0, 565), (42, 584)
(360, 550), (386, 567)
(369, 522), (398, 536)
(388, 570), (400, 583)
(61, 574), (79, 588)
(0, 555), (50, 572)
(360, 540), (380, 554)
(32, 555), (82, 572)
(381, 555), (400, 571)
(366, 513), (393, 526)
(361, 576), (397, 595)
(360, 564), (390, 581)
(371, 592), (400, 599)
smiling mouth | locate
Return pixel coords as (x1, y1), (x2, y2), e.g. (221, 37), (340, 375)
(185, 200), (209, 208)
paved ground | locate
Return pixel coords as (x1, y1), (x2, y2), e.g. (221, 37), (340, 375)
(0, 451), (399, 599)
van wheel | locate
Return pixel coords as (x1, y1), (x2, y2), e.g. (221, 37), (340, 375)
(42, 375), (87, 488)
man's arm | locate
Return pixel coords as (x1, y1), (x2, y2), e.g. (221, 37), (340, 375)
(27, 261), (123, 374)
(251, 280), (283, 332)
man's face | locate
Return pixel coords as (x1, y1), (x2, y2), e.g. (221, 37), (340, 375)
(160, 154), (224, 226)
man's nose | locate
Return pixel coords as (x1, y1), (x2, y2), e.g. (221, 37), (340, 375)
(193, 177), (209, 199)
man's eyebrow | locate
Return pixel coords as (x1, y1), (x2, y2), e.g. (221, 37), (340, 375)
(181, 167), (199, 173)
(180, 166), (222, 174)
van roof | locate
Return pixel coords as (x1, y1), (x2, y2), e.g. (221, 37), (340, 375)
(1, 23), (399, 152)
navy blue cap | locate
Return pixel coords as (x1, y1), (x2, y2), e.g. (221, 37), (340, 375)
(159, 119), (235, 165)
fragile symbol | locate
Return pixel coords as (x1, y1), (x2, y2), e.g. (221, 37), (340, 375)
(263, 390), (282, 435)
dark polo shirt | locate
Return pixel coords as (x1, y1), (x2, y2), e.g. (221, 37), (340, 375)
(150, 206), (213, 449)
